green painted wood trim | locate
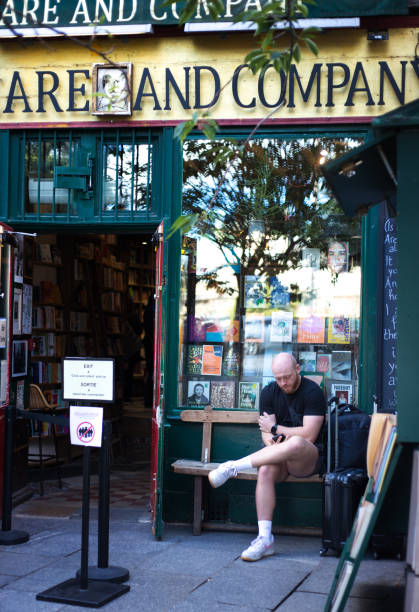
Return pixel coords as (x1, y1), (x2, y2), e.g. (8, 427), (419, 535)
(397, 130), (419, 442)
(359, 206), (379, 412)
(0, 131), (10, 220)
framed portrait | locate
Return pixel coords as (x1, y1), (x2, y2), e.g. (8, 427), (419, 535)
(91, 63), (132, 116)
(12, 340), (28, 377)
(13, 287), (22, 336)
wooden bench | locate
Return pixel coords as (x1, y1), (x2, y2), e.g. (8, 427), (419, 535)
(171, 406), (322, 535)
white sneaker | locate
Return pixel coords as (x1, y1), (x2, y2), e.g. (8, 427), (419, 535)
(241, 536), (275, 562)
(208, 461), (238, 488)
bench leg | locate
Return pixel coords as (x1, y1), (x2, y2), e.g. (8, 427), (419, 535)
(193, 476), (203, 535)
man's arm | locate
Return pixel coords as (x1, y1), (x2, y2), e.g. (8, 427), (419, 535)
(259, 414), (324, 444)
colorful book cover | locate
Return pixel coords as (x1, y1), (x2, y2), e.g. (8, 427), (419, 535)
(186, 344), (203, 375)
(202, 344), (223, 376)
(244, 313), (265, 343)
(328, 316), (351, 344)
(225, 320), (240, 343)
(244, 275), (267, 308)
(331, 382), (353, 404)
(331, 351), (352, 380)
(269, 277), (290, 307)
(303, 373), (325, 390)
(222, 345), (240, 377)
(270, 310), (293, 342)
(210, 380), (235, 408)
(242, 342), (263, 377)
(186, 380), (210, 406)
(316, 353), (332, 377)
(299, 351), (316, 372)
(296, 315), (325, 343)
(239, 382), (260, 411)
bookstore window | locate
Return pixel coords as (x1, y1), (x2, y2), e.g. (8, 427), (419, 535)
(178, 137), (362, 410)
(20, 130), (155, 219)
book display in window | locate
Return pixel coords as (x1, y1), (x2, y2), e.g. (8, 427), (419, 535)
(299, 350), (316, 372)
(327, 316), (351, 344)
(244, 276), (267, 308)
(270, 310), (293, 343)
(244, 313), (264, 343)
(187, 380), (210, 406)
(331, 351), (352, 380)
(222, 345), (240, 377)
(316, 353), (332, 377)
(297, 315), (325, 344)
(202, 344), (223, 376)
(239, 382), (260, 410)
(210, 380), (235, 409)
(186, 344), (203, 375)
(242, 342), (263, 377)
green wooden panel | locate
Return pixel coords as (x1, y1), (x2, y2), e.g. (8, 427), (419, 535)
(397, 130), (419, 442)
(358, 207), (379, 412)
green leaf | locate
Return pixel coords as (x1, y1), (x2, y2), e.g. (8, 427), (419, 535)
(292, 44), (301, 63)
(167, 213), (200, 238)
(304, 37), (319, 56)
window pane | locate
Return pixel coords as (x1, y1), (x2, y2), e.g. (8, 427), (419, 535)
(25, 138), (75, 214)
(102, 143), (152, 212)
(179, 137), (362, 409)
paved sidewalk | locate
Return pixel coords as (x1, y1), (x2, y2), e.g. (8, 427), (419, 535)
(0, 511), (405, 611)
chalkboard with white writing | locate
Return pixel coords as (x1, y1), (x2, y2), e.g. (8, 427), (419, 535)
(378, 208), (397, 413)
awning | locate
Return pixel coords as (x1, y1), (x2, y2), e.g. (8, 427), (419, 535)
(322, 135), (397, 217)
(322, 98), (419, 217)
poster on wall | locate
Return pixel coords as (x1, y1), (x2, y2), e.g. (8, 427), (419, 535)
(12, 288), (22, 336)
(0, 318), (6, 348)
(22, 284), (33, 335)
(14, 234), (24, 284)
(12, 340), (28, 377)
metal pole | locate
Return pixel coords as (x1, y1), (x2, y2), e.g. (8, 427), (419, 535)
(80, 446), (91, 591)
(98, 420), (111, 568)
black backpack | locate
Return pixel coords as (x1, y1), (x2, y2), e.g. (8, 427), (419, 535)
(328, 404), (371, 471)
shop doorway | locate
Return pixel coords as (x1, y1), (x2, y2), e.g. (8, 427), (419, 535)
(13, 229), (157, 518)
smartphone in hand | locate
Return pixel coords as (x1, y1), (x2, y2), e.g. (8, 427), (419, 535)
(272, 433), (286, 443)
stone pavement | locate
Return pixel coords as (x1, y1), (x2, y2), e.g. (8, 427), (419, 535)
(0, 511), (406, 611)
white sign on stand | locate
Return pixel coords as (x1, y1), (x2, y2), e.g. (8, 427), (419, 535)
(63, 357), (114, 402)
(70, 406), (103, 448)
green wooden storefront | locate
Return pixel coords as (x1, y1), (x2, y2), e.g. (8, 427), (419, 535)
(0, 121), (381, 532)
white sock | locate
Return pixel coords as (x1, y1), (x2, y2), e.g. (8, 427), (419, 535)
(232, 456), (253, 472)
(258, 520), (273, 541)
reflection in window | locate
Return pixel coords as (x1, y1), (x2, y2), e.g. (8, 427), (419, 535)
(102, 143), (152, 212)
(25, 138), (76, 215)
(179, 137), (362, 409)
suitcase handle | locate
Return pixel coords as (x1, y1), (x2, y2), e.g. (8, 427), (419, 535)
(327, 396), (339, 473)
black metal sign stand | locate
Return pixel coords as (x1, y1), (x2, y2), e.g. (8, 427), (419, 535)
(0, 406), (30, 545)
(77, 420), (129, 583)
(37, 445), (130, 607)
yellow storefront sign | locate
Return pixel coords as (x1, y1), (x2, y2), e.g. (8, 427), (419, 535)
(0, 28), (417, 125)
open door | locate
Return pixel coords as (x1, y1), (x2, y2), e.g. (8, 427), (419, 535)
(150, 221), (166, 538)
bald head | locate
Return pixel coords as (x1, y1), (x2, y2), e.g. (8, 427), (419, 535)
(272, 352), (301, 394)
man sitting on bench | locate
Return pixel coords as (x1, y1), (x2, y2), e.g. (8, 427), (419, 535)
(208, 352), (326, 562)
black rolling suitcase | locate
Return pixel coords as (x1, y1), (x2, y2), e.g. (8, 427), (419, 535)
(320, 399), (369, 557)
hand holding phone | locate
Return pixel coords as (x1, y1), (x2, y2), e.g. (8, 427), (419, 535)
(272, 433), (286, 443)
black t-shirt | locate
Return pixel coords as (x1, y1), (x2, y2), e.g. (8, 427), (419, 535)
(259, 377), (326, 448)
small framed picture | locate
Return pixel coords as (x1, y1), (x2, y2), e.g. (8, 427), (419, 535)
(91, 63), (132, 116)
(12, 340), (28, 377)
